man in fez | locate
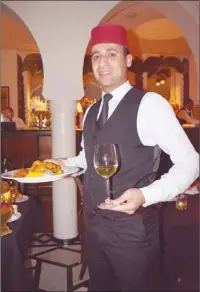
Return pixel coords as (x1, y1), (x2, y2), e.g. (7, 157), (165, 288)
(46, 24), (199, 291)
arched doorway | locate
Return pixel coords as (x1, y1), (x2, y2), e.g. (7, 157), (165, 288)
(1, 2), (48, 128)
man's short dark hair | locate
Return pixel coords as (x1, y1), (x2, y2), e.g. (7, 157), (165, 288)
(124, 47), (130, 56)
(3, 106), (14, 113)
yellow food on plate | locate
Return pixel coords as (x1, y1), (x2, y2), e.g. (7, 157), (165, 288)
(13, 160), (63, 178)
(30, 160), (63, 174)
(25, 171), (45, 177)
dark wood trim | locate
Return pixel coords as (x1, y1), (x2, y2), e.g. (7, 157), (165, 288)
(17, 54), (26, 122)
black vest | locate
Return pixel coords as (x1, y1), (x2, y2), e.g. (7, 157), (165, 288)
(83, 87), (161, 218)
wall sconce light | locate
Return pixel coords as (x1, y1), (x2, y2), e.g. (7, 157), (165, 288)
(156, 75), (166, 86)
(156, 79), (160, 86)
(160, 78), (165, 85)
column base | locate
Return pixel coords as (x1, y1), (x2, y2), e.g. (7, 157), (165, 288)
(52, 234), (80, 245)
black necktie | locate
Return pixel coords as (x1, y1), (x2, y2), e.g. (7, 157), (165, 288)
(98, 93), (113, 126)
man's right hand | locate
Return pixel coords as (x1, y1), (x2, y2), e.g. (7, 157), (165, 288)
(44, 159), (65, 167)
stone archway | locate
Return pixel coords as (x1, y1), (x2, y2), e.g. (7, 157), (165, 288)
(100, 1), (199, 102)
(102, 1), (198, 65)
(1, 2), (45, 124)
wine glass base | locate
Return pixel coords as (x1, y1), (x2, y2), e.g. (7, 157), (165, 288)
(98, 198), (113, 209)
(105, 201), (113, 208)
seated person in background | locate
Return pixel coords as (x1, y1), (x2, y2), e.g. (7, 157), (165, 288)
(2, 107), (27, 130)
(176, 98), (199, 125)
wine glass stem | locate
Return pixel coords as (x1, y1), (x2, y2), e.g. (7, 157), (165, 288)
(105, 178), (111, 205)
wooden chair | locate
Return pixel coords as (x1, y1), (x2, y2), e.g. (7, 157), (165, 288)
(74, 176), (88, 280)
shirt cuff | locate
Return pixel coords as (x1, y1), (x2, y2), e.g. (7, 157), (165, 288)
(139, 186), (160, 207)
(63, 158), (86, 174)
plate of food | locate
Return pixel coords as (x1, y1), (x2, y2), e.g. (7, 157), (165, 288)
(8, 212), (21, 223)
(15, 194), (29, 203)
(1, 160), (80, 183)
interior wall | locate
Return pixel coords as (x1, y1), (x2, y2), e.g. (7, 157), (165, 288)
(1, 50), (18, 116)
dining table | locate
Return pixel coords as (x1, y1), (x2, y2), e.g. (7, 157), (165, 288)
(1, 195), (44, 291)
(161, 193), (199, 291)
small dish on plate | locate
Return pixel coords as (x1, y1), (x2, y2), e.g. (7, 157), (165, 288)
(15, 195), (29, 203)
(8, 212), (21, 223)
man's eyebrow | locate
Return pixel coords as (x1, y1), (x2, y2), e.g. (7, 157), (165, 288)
(91, 48), (119, 56)
(91, 51), (99, 57)
(107, 48), (119, 53)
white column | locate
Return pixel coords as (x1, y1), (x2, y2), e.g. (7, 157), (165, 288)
(51, 98), (78, 240)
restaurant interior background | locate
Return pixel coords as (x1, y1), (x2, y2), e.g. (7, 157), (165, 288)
(1, 0), (199, 242)
(1, 1), (199, 291)
(1, 1), (199, 129)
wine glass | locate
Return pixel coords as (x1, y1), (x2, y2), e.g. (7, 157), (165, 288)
(94, 143), (118, 207)
(176, 194), (187, 211)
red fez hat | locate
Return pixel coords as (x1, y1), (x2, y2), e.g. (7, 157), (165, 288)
(91, 23), (128, 48)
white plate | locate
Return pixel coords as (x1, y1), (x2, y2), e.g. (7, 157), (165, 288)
(182, 124), (196, 128)
(8, 212), (21, 223)
(15, 195), (29, 203)
(1, 166), (80, 184)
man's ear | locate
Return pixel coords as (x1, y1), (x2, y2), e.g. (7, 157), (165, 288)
(126, 54), (133, 68)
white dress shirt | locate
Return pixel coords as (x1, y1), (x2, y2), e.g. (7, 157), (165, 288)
(65, 81), (199, 207)
(12, 117), (27, 130)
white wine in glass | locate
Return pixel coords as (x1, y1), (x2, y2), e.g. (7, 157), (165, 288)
(94, 143), (118, 207)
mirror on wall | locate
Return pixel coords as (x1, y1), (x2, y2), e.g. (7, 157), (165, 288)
(146, 68), (171, 101)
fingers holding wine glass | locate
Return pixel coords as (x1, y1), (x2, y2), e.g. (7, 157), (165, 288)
(98, 188), (145, 214)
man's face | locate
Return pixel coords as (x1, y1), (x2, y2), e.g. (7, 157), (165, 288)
(91, 43), (132, 93)
(3, 109), (13, 121)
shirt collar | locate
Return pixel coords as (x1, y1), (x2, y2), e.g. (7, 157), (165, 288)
(102, 81), (132, 102)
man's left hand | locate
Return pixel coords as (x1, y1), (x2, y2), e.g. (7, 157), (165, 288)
(99, 188), (146, 214)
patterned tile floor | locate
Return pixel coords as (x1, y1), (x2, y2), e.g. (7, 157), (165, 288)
(25, 233), (89, 291)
